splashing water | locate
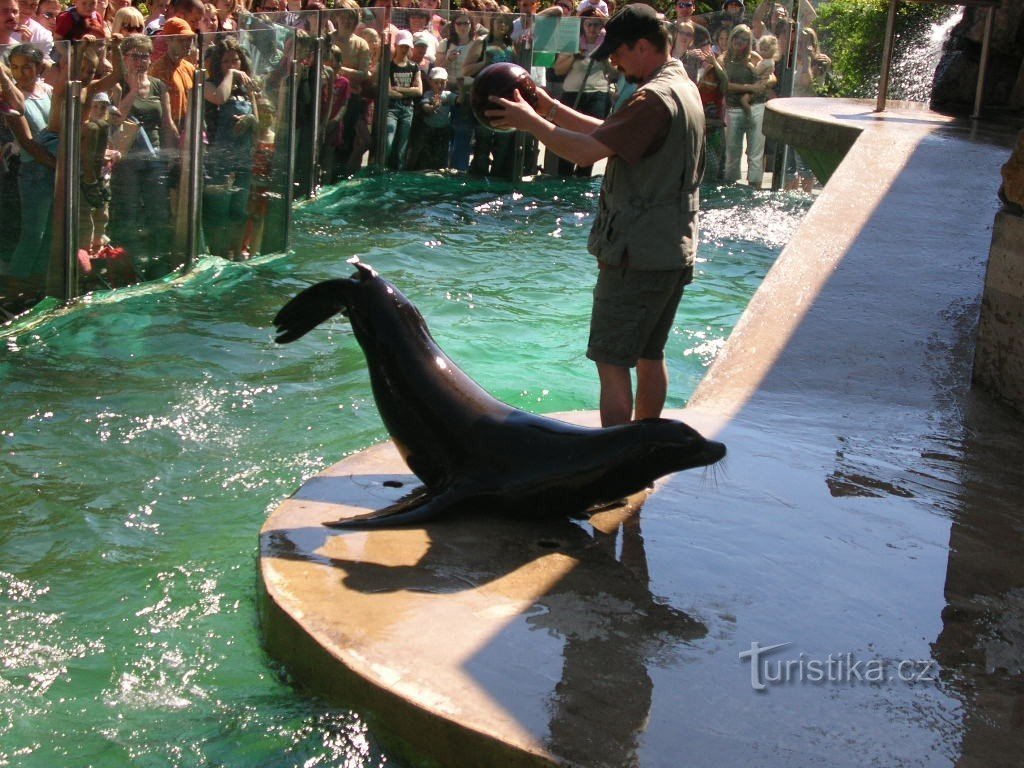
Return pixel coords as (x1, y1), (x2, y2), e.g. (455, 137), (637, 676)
(889, 8), (961, 102)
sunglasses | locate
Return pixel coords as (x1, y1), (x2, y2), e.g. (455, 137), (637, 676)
(122, 24), (143, 30)
(454, 19), (470, 24)
(677, 2), (694, 6)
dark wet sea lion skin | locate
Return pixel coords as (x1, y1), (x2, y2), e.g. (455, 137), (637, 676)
(274, 262), (725, 527)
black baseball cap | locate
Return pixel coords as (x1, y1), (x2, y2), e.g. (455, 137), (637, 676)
(591, 3), (664, 61)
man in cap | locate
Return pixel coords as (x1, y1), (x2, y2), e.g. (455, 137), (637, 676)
(488, 2), (705, 427)
(708, 0), (747, 30)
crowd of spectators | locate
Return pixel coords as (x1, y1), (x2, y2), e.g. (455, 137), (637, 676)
(1, 0), (832, 312)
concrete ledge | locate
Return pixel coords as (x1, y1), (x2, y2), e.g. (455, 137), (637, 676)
(260, 426), (671, 768)
(261, 99), (1024, 767)
(762, 97), (956, 183)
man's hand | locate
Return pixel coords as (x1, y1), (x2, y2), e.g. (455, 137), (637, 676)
(484, 87), (552, 133)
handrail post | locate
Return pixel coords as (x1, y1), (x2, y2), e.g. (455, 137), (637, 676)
(971, 4), (994, 119)
(185, 65), (206, 266)
(305, 10), (325, 196)
(62, 79), (83, 302)
(875, 0), (899, 112)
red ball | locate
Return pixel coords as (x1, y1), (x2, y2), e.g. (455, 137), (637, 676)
(470, 62), (540, 133)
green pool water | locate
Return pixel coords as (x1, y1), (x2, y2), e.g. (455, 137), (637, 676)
(0, 175), (808, 767)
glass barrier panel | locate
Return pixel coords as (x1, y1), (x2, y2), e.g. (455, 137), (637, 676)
(531, 12), (612, 177)
(193, 21), (294, 259)
(1, 38), (68, 316)
(76, 36), (133, 294)
(78, 32), (193, 284)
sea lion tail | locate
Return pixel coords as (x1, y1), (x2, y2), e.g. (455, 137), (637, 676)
(273, 279), (354, 344)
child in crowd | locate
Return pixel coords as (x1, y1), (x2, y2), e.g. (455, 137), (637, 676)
(80, 90), (118, 254)
(740, 33), (776, 115)
(385, 28), (422, 171)
(54, 0), (107, 41)
(407, 66), (456, 171)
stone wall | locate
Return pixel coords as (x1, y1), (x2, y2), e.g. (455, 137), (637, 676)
(973, 133), (1024, 414)
(931, 0), (1024, 112)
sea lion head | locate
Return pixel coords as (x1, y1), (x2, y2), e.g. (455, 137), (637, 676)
(632, 418), (726, 474)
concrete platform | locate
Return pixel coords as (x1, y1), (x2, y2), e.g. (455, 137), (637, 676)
(260, 99), (1024, 767)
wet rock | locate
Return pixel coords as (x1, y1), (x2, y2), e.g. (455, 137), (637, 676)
(931, 0), (1024, 112)
(999, 131), (1024, 212)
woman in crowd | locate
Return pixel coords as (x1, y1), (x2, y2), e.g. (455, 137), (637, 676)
(203, 36), (259, 257)
(143, 0), (169, 34)
(460, 0), (492, 41)
(463, 12), (515, 176)
(711, 23), (730, 56)
(0, 44), (57, 295)
(215, 0), (241, 32)
(342, 24), (380, 174)
(110, 5), (145, 35)
(417, 0), (445, 39)
(552, 10), (612, 176)
(692, 24), (733, 183)
(793, 26), (831, 96)
(720, 23), (771, 187)
(96, 0), (115, 35)
(436, 9), (476, 171)
(108, 34), (175, 277)
(786, 27), (831, 191)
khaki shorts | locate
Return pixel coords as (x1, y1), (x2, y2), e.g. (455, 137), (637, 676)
(586, 267), (689, 368)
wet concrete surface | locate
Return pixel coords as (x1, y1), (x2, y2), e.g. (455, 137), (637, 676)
(260, 99), (1024, 767)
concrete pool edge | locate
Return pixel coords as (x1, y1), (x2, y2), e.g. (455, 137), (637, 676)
(258, 99), (1021, 767)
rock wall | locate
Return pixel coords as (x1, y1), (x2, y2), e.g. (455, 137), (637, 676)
(931, 0), (1024, 112)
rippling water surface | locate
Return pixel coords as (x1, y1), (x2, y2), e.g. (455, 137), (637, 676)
(0, 175), (808, 767)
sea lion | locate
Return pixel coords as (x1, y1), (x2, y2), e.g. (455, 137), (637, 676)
(273, 260), (725, 527)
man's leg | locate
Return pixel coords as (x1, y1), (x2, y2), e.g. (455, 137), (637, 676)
(634, 356), (668, 421)
(596, 361), (633, 427)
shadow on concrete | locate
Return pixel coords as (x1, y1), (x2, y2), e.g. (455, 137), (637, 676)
(263, 487), (707, 767)
(934, 391), (1024, 768)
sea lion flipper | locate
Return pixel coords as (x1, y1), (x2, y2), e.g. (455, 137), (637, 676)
(273, 279), (354, 344)
(324, 485), (467, 529)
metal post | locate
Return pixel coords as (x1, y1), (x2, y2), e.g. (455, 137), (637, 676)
(185, 66), (206, 266)
(875, 0), (899, 112)
(62, 80), (83, 301)
(771, 11), (798, 190)
(284, 66), (297, 240)
(305, 10), (325, 196)
(971, 5), (994, 120)
(373, 4), (393, 172)
(374, 44), (391, 172)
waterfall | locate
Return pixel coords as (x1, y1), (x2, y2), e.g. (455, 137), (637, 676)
(887, 8), (962, 102)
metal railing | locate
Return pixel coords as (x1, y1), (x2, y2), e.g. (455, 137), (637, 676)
(1, 2), (987, 321)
